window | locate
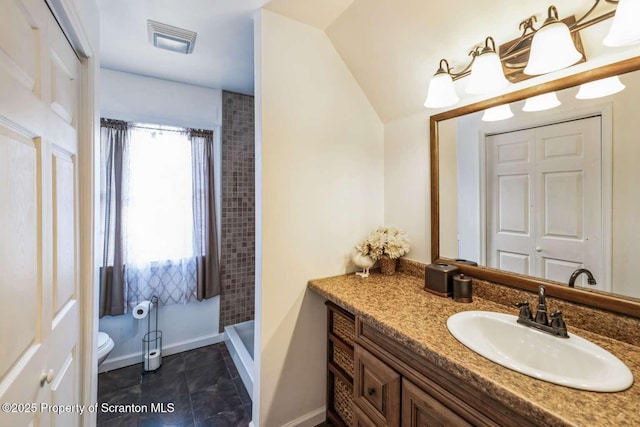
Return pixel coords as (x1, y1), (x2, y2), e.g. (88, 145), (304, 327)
(126, 125), (194, 264)
(100, 119), (219, 315)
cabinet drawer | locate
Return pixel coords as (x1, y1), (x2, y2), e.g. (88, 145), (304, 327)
(329, 304), (356, 347)
(354, 401), (378, 427)
(402, 378), (471, 427)
(330, 369), (354, 427)
(330, 337), (354, 378)
(354, 345), (400, 427)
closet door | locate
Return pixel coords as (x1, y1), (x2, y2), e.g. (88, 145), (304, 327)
(534, 117), (602, 286)
(0, 1), (81, 426)
(486, 117), (602, 286)
(486, 128), (536, 276)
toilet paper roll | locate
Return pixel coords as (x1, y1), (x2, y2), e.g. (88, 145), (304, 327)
(132, 300), (154, 319)
(144, 350), (162, 371)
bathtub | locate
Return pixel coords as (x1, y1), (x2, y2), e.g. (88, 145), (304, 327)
(224, 320), (254, 399)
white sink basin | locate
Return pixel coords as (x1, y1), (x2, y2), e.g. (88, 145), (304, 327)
(447, 311), (633, 392)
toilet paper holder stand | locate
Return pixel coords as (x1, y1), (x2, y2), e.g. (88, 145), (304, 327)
(141, 295), (162, 373)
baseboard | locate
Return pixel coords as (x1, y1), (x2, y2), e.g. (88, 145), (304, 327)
(99, 332), (225, 373)
(281, 406), (326, 427)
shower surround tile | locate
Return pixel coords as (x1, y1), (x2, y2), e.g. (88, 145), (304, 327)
(220, 91), (255, 331)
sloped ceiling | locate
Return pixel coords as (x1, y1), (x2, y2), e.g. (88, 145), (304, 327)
(99, 0), (619, 120)
(264, 0), (355, 30)
(267, 0), (609, 122)
(324, 0), (609, 122)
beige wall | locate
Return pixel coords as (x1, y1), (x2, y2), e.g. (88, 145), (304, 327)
(256, 9), (384, 426)
(384, 114), (430, 263)
(610, 71), (640, 298)
(438, 119), (458, 258)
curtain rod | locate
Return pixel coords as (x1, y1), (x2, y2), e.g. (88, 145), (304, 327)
(101, 118), (215, 134)
(130, 123), (186, 134)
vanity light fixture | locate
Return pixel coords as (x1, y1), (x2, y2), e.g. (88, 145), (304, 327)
(424, 59), (460, 108)
(147, 20), (197, 54)
(522, 92), (561, 112)
(524, 6), (583, 75)
(466, 37), (511, 95)
(482, 104), (514, 122)
(603, 0), (640, 46)
(576, 75), (626, 99)
(424, 0), (625, 109)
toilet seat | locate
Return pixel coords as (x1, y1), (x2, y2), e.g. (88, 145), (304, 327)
(97, 332), (114, 366)
(98, 332), (111, 350)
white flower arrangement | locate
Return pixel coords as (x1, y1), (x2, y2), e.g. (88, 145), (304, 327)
(355, 226), (410, 261)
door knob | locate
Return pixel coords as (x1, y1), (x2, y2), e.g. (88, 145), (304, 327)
(536, 247), (543, 252)
(367, 387), (376, 396)
(40, 369), (54, 387)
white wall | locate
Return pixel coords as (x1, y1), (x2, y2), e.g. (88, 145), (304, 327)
(99, 69), (224, 371)
(100, 68), (222, 130)
(256, 9), (384, 426)
(99, 300), (222, 371)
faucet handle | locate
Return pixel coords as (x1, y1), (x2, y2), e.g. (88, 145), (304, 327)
(515, 301), (533, 320)
(550, 310), (569, 338)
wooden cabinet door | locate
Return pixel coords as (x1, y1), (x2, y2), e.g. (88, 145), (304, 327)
(401, 379), (471, 427)
(354, 345), (400, 427)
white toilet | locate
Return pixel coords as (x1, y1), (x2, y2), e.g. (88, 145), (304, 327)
(97, 332), (115, 366)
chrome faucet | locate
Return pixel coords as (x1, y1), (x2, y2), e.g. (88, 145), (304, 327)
(568, 268), (597, 288)
(515, 285), (569, 338)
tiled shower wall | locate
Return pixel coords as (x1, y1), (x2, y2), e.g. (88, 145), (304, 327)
(220, 91), (255, 332)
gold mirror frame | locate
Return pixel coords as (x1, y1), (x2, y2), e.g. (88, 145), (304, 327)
(430, 56), (640, 318)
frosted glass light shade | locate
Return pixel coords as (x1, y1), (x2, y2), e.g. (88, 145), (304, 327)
(603, 0), (640, 46)
(523, 92), (561, 112)
(424, 72), (459, 108)
(576, 76), (626, 99)
(466, 51), (510, 95)
(524, 21), (582, 75)
(482, 104), (514, 122)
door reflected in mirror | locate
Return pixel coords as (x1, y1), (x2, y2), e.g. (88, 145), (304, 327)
(439, 69), (640, 299)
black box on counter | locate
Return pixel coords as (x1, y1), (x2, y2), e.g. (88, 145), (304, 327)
(425, 263), (459, 297)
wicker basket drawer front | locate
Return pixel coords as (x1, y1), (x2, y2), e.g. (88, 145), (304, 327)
(331, 342), (354, 378)
(334, 372), (354, 427)
(331, 310), (355, 347)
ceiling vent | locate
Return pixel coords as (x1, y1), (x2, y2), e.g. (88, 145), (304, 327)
(147, 20), (197, 54)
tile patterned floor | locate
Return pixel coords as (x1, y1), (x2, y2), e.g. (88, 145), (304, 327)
(97, 343), (251, 427)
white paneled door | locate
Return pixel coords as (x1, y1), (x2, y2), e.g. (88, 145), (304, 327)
(486, 116), (603, 289)
(0, 1), (81, 426)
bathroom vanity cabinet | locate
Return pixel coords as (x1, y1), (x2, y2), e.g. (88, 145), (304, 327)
(326, 302), (356, 427)
(326, 302), (534, 427)
(314, 270), (640, 426)
(353, 318), (535, 427)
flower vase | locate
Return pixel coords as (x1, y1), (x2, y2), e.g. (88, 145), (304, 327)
(379, 256), (397, 275)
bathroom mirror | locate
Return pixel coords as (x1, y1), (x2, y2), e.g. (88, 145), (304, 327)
(431, 56), (640, 317)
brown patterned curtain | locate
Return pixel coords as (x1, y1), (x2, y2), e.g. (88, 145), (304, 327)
(99, 118), (129, 317)
(190, 129), (221, 299)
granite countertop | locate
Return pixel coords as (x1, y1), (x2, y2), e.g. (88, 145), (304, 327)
(308, 271), (640, 427)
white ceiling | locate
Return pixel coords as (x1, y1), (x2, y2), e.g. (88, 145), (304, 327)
(99, 0), (269, 94)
